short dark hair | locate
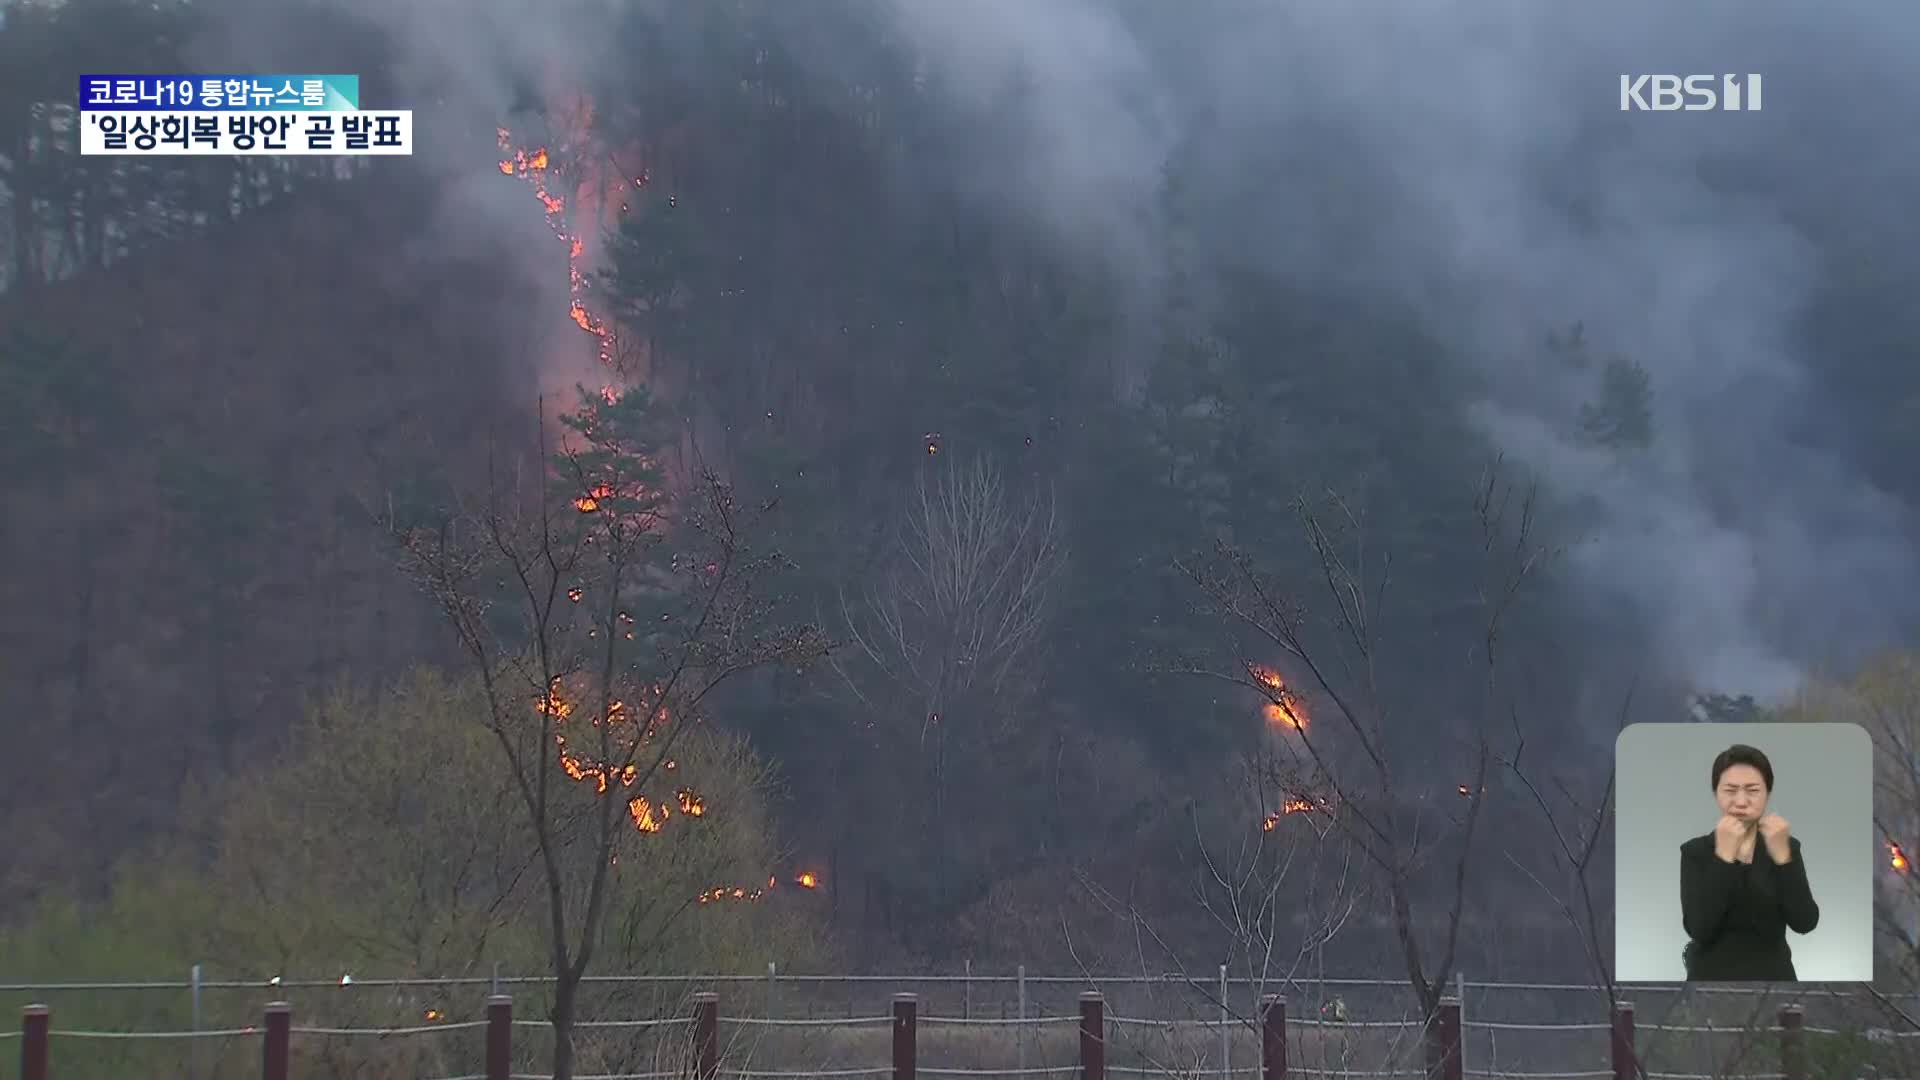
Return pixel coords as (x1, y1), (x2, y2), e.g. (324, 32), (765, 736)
(1711, 744), (1774, 791)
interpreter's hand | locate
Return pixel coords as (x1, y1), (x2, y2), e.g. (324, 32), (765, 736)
(1715, 814), (1756, 863)
(1759, 814), (1792, 863)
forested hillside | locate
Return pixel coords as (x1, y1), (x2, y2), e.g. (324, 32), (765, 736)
(6, 0), (1920, 1050)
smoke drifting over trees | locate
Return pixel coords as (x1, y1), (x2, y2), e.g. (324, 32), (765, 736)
(5, 0), (1920, 1020)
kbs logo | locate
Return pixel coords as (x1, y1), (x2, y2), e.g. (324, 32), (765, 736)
(1619, 74), (1763, 112)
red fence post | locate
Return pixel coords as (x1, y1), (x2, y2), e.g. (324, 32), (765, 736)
(694, 991), (719, 1080)
(892, 993), (917, 1080)
(263, 1000), (291, 1080)
(1778, 1004), (1806, 1080)
(1079, 991), (1105, 1080)
(486, 994), (512, 1080)
(20, 1004), (49, 1080)
(1610, 1001), (1635, 1080)
(1260, 994), (1286, 1080)
(1425, 997), (1462, 1080)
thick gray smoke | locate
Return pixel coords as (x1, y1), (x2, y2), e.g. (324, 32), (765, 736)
(873, 0), (1920, 700)
(198, 0), (1920, 700)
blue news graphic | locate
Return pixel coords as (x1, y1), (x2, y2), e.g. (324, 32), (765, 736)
(78, 75), (359, 111)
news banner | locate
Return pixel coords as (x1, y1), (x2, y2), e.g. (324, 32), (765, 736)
(78, 74), (412, 156)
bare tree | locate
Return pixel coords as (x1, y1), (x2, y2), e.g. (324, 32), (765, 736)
(1070, 753), (1370, 1080)
(831, 453), (1064, 912)
(1166, 464), (1552, 1022)
(394, 385), (827, 1080)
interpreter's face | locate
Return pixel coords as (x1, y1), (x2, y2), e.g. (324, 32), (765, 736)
(1715, 763), (1769, 822)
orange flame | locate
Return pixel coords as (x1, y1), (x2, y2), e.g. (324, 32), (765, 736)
(796, 871), (820, 888)
(1893, 843), (1909, 873)
(496, 125), (623, 367)
(1248, 664), (1309, 730)
(628, 796), (664, 832)
(1262, 794), (1329, 830)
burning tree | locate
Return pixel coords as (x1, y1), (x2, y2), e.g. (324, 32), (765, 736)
(1167, 467), (1552, 1023)
(396, 384), (826, 1080)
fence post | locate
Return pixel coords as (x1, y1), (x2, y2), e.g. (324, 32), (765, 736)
(1425, 996), (1462, 1080)
(1610, 1001), (1634, 1080)
(1260, 994), (1287, 1080)
(893, 993), (917, 1080)
(767, 961), (778, 1018)
(486, 994), (512, 1080)
(263, 1001), (291, 1080)
(1017, 966), (1028, 1078)
(693, 992), (719, 1080)
(964, 958), (973, 1020)
(191, 963), (204, 1080)
(20, 1004), (49, 1080)
(1778, 1004), (1805, 1080)
(1218, 965), (1230, 1080)
(1080, 991), (1106, 1080)
(1454, 972), (1467, 1079)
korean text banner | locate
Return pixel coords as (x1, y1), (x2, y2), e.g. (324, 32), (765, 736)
(78, 75), (359, 111)
(79, 111), (413, 156)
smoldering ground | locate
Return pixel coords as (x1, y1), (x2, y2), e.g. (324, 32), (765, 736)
(189, 0), (1920, 701)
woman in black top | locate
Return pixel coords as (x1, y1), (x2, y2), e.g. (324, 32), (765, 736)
(1679, 743), (1820, 981)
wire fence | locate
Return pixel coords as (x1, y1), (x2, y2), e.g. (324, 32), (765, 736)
(6, 971), (1920, 1080)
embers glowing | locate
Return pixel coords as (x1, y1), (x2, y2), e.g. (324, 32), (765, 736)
(496, 126), (617, 366)
(1247, 663), (1309, 730)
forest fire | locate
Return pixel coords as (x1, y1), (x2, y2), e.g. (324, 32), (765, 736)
(1893, 842), (1909, 873)
(1262, 795), (1326, 830)
(1248, 663), (1309, 730)
(574, 483), (615, 513)
(535, 685), (702, 832)
(496, 124), (622, 367)
(696, 871), (823, 904)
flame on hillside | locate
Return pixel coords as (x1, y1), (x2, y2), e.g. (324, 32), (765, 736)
(1893, 842), (1909, 873)
(497, 123), (626, 370)
(697, 871), (824, 904)
(1248, 663), (1309, 730)
(533, 684), (702, 834)
(1262, 790), (1333, 830)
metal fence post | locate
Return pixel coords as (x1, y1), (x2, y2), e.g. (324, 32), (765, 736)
(1260, 994), (1287, 1080)
(21, 1004), (49, 1080)
(1610, 1001), (1635, 1080)
(1080, 991), (1105, 1080)
(1454, 971), (1467, 1079)
(486, 994), (512, 1080)
(1018, 965), (1028, 1077)
(1218, 965), (1230, 1080)
(1778, 1004), (1805, 1080)
(191, 963), (204, 1079)
(964, 958), (973, 1020)
(893, 993), (917, 1080)
(263, 1001), (291, 1080)
(767, 961), (778, 1018)
(694, 992), (719, 1080)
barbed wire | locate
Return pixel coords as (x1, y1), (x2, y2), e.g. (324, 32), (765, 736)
(1465, 1073), (1610, 1079)
(919, 1015), (1080, 1027)
(6, 972), (1918, 999)
(723, 1016), (892, 1028)
(14, 973), (1914, 992)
